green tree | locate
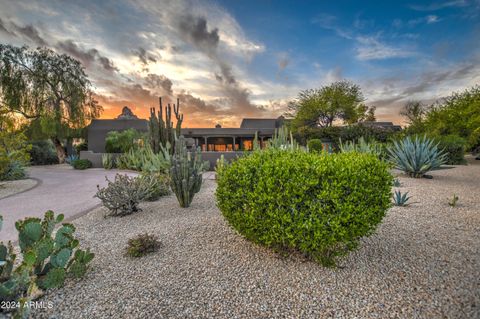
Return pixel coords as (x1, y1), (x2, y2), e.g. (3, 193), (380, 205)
(286, 80), (366, 129)
(400, 100), (427, 133)
(0, 45), (101, 162)
(423, 86), (480, 150)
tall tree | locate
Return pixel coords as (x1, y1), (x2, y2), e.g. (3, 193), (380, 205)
(400, 100), (427, 126)
(286, 80), (366, 129)
(0, 45), (101, 162)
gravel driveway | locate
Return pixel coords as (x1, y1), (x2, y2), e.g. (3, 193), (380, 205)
(0, 165), (136, 242)
(31, 163), (480, 318)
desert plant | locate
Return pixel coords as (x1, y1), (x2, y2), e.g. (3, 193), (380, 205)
(95, 174), (150, 216)
(149, 97), (183, 155)
(448, 194), (459, 207)
(102, 153), (115, 169)
(0, 130), (31, 181)
(339, 136), (384, 157)
(116, 144), (170, 173)
(268, 126), (299, 150)
(105, 128), (144, 153)
(170, 136), (205, 208)
(125, 233), (161, 257)
(29, 140), (59, 165)
(216, 149), (393, 267)
(66, 154), (79, 165)
(393, 190), (411, 206)
(307, 139), (323, 153)
(215, 154), (227, 176)
(0, 161), (27, 181)
(72, 159), (92, 170)
(387, 135), (447, 178)
(139, 172), (170, 201)
(1, 211), (94, 317)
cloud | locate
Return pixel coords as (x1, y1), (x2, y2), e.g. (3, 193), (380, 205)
(10, 21), (47, 46)
(0, 18), (15, 36)
(144, 73), (173, 95)
(409, 0), (468, 11)
(176, 14), (220, 56)
(57, 40), (118, 72)
(312, 13), (353, 39)
(355, 36), (415, 60)
(134, 47), (157, 66)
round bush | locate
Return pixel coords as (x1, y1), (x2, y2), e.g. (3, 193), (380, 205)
(72, 159), (92, 170)
(216, 149), (393, 267)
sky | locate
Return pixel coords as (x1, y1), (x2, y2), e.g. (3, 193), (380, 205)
(0, 0), (479, 127)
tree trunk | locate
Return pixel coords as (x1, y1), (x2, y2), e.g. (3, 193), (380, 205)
(52, 137), (66, 164)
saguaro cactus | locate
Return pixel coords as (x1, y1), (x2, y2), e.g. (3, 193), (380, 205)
(149, 97), (183, 154)
(170, 136), (204, 208)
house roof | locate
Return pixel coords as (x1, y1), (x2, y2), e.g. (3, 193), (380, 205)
(240, 116), (285, 129)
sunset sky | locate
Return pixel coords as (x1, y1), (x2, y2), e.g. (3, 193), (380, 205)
(0, 0), (479, 127)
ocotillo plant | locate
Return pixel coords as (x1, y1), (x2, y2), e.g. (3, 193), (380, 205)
(170, 135), (204, 208)
(149, 97), (183, 154)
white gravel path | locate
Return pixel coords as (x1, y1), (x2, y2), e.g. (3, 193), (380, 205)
(32, 163), (479, 318)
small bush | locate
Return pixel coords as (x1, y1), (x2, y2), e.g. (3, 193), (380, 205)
(0, 131), (30, 181)
(339, 136), (386, 158)
(29, 140), (58, 165)
(95, 174), (150, 217)
(125, 233), (161, 257)
(435, 135), (467, 165)
(105, 129), (144, 153)
(72, 159), (92, 170)
(66, 154), (79, 165)
(393, 190), (411, 206)
(139, 172), (170, 201)
(1, 161), (27, 181)
(216, 149), (393, 267)
(307, 139), (323, 153)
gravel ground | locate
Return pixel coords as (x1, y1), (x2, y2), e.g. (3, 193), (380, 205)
(0, 179), (38, 200)
(32, 163), (479, 319)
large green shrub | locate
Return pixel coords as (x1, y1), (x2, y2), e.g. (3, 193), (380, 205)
(116, 144), (170, 173)
(105, 129), (144, 153)
(388, 135), (447, 178)
(434, 135), (467, 165)
(216, 149), (393, 267)
(0, 131), (31, 181)
(29, 140), (59, 165)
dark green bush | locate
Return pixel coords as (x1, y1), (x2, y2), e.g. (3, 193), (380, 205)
(29, 140), (58, 165)
(216, 149), (393, 267)
(125, 233), (161, 257)
(72, 159), (92, 170)
(75, 141), (88, 154)
(0, 161), (27, 180)
(105, 129), (144, 153)
(307, 139), (323, 153)
(435, 135), (467, 165)
(139, 172), (170, 201)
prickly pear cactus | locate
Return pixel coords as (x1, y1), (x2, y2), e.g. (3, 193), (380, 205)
(170, 135), (205, 208)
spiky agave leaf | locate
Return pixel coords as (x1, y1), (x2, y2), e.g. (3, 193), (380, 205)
(387, 135), (447, 178)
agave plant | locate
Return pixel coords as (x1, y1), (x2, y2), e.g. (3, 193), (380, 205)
(387, 135), (447, 178)
(393, 190), (411, 206)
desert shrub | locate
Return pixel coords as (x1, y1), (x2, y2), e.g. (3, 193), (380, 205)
(105, 129), (144, 153)
(139, 172), (170, 201)
(1, 212), (94, 317)
(216, 149), (393, 267)
(72, 159), (92, 170)
(116, 144), (170, 173)
(125, 233), (161, 257)
(307, 139), (323, 153)
(29, 140), (59, 165)
(102, 153), (115, 169)
(339, 136), (387, 159)
(95, 174), (150, 216)
(434, 134), (467, 165)
(393, 190), (411, 206)
(0, 131), (31, 181)
(388, 135), (447, 178)
(66, 154), (79, 165)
